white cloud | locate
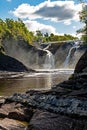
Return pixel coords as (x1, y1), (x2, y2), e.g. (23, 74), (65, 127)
(64, 20), (71, 25)
(24, 20), (57, 35)
(12, 1), (82, 24)
(73, 26), (76, 29)
(6, 0), (11, 2)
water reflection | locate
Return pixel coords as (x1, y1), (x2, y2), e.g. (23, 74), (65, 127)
(0, 69), (74, 96)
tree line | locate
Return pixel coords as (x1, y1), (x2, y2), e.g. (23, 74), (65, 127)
(0, 18), (34, 45)
(0, 18), (77, 46)
(35, 30), (77, 43)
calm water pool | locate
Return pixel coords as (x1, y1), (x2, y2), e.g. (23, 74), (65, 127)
(0, 69), (74, 96)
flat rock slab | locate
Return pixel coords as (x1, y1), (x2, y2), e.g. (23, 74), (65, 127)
(0, 118), (27, 130)
(0, 102), (33, 121)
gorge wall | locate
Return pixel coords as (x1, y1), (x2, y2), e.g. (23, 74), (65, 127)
(2, 39), (86, 69)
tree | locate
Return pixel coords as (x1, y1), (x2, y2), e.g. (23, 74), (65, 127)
(77, 1), (87, 43)
(35, 30), (43, 43)
(0, 18), (35, 46)
(44, 32), (49, 42)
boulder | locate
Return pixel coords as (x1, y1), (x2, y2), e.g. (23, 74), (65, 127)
(28, 110), (86, 130)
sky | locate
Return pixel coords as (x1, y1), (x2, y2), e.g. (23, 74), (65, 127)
(0, 0), (86, 37)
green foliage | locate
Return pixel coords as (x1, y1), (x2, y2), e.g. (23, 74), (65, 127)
(77, 2), (87, 44)
(35, 30), (77, 44)
(35, 30), (43, 43)
(0, 18), (78, 50)
(0, 18), (34, 45)
(48, 33), (77, 42)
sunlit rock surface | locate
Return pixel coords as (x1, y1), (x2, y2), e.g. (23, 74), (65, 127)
(0, 50), (87, 130)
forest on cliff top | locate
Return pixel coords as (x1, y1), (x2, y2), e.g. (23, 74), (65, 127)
(0, 18), (77, 50)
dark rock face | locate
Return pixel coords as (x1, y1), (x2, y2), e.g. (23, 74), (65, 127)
(28, 110), (86, 130)
(74, 50), (87, 73)
(41, 42), (86, 68)
(3, 39), (86, 69)
(2, 39), (46, 69)
(0, 53), (33, 72)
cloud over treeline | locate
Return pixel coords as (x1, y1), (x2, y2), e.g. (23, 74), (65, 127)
(11, 1), (82, 34)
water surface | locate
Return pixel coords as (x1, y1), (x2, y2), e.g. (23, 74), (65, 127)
(0, 69), (74, 96)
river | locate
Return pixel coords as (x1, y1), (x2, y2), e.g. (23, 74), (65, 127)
(0, 69), (74, 96)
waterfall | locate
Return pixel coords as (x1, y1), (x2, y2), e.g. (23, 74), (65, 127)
(64, 44), (79, 68)
(44, 50), (55, 69)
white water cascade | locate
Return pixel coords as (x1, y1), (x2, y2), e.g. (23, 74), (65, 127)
(44, 50), (55, 69)
(64, 44), (79, 68)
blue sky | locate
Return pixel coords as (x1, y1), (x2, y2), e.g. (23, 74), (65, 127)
(0, 0), (85, 36)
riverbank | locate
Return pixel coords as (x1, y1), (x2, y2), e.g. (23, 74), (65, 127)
(0, 50), (87, 130)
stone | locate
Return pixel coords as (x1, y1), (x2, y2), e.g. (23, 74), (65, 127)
(0, 102), (33, 121)
(28, 110), (86, 130)
(0, 97), (5, 105)
(0, 118), (28, 130)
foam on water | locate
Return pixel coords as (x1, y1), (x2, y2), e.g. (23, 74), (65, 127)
(36, 68), (74, 74)
(0, 69), (74, 79)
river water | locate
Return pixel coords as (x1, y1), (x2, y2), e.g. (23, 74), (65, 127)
(0, 69), (74, 96)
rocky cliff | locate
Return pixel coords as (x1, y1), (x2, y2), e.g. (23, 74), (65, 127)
(2, 39), (47, 69)
(74, 50), (87, 73)
(2, 39), (86, 69)
(0, 53), (33, 72)
(0, 50), (87, 130)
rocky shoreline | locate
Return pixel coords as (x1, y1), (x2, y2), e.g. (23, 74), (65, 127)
(0, 50), (87, 130)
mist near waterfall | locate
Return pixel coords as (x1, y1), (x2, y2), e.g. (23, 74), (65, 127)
(63, 45), (84, 69)
(2, 39), (46, 69)
(54, 42), (85, 69)
(2, 39), (85, 70)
